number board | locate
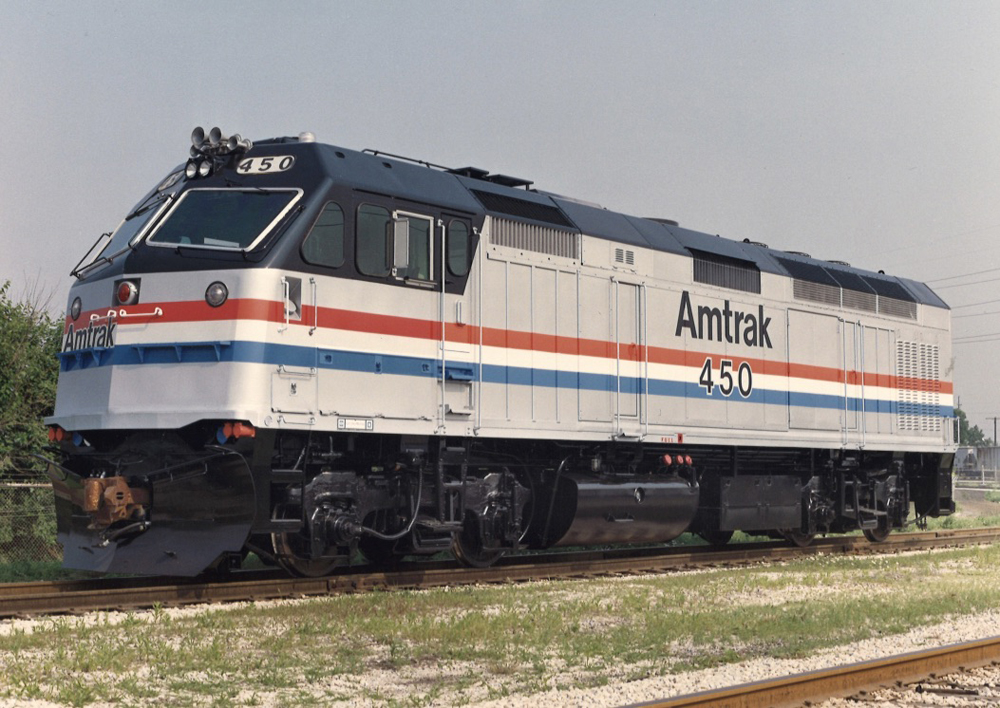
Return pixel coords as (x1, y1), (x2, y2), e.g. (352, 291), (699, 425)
(237, 156), (296, 175)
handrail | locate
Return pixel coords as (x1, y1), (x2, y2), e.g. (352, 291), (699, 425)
(116, 307), (163, 319)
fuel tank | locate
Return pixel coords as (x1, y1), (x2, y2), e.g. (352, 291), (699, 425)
(532, 473), (699, 547)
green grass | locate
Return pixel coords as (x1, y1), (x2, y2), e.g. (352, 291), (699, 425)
(3, 544), (1000, 706)
(0, 559), (96, 583)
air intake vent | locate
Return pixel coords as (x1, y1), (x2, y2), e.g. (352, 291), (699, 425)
(779, 256), (917, 319)
(896, 341), (941, 433)
(615, 247), (635, 266)
(691, 249), (761, 294)
(879, 297), (917, 320)
(793, 280), (841, 306)
(471, 190), (574, 228)
(490, 218), (579, 259)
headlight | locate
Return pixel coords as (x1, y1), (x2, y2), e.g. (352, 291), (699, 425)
(205, 281), (228, 307)
(198, 160), (213, 178)
(70, 297), (82, 321)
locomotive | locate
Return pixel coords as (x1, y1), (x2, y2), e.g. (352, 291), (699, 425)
(44, 128), (956, 576)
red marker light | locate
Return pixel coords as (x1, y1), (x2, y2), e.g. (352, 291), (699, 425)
(685, 455), (693, 466)
(662, 454), (673, 466)
(116, 281), (139, 306)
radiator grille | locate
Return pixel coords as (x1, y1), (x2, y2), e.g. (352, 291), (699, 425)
(691, 250), (761, 294)
(490, 218), (579, 259)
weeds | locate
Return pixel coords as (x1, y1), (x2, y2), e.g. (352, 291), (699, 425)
(3, 544), (1000, 706)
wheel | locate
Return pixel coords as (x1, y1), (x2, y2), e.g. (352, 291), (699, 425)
(863, 513), (892, 543)
(782, 529), (816, 547)
(696, 529), (734, 546)
(452, 516), (505, 569)
(270, 504), (342, 577)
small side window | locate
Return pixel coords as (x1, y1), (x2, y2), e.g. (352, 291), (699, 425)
(301, 202), (344, 268)
(448, 220), (470, 277)
(357, 204), (391, 276)
(400, 214), (432, 281)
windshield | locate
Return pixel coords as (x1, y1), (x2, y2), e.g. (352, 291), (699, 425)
(147, 188), (301, 251)
(72, 171), (184, 278)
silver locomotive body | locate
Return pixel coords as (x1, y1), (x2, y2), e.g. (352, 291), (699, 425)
(45, 130), (955, 575)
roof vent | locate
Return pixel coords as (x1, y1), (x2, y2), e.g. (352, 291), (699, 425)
(298, 132), (316, 143)
(742, 238), (769, 248)
(647, 218), (680, 227)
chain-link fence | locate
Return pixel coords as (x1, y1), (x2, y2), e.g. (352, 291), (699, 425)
(0, 478), (60, 563)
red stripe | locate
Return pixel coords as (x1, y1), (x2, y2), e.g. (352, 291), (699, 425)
(67, 298), (953, 394)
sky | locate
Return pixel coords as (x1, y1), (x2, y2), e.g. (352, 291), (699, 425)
(2, 1), (1000, 434)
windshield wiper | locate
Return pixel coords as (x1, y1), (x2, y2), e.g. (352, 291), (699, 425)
(124, 192), (170, 221)
(70, 231), (113, 279)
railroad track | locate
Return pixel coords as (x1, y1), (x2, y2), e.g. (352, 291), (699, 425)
(1, 527), (998, 619)
(634, 636), (1000, 707)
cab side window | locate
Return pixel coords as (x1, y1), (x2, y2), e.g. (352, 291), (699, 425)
(301, 202), (344, 268)
(357, 204), (391, 276)
(396, 212), (433, 281)
(448, 220), (470, 277)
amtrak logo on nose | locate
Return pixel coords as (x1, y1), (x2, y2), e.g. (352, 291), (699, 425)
(674, 291), (773, 349)
(62, 320), (116, 352)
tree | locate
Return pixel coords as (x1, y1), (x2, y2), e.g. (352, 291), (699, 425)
(955, 408), (990, 447)
(0, 280), (63, 478)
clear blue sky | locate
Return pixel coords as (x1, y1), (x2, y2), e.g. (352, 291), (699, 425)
(2, 1), (999, 433)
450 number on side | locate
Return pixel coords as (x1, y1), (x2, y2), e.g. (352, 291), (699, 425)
(698, 357), (753, 397)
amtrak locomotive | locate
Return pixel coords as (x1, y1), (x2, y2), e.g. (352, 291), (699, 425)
(44, 128), (956, 576)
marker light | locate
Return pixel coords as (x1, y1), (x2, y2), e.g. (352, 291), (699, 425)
(685, 455), (693, 466)
(662, 454), (673, 466)
(205, 281), (228, 307)
(48, 426), (66, 442)
(232, 422), (255, 439)
(116, 281), (139, 306)
(70, 297), (82, 321)
(217, 421), (256, 444)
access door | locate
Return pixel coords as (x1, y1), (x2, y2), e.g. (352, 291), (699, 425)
(616, 281), (642, 430)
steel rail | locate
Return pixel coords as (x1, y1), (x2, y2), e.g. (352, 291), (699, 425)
(1, 527), (999, 619)
(629, 636), (1000, 708)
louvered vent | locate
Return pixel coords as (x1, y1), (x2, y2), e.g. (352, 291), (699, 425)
(793, 280), (841, 306)
(691, 250), (761, 294)
(614, 247), (635, 266)
(896, 341), (941, 433)
(779, 256), (918, 319)
(879, 297), (917, 320)
(490, 217), (579, 259)
(841, 289), (877, 313)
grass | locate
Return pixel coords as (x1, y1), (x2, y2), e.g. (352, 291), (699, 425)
(3, 543), (1000, 706)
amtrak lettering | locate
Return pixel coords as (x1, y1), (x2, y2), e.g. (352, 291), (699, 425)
(62, 320), (116, 352)
(674, 290), (772, 349)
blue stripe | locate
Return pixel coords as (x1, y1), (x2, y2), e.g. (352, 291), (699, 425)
(58, 340), (953, 419)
